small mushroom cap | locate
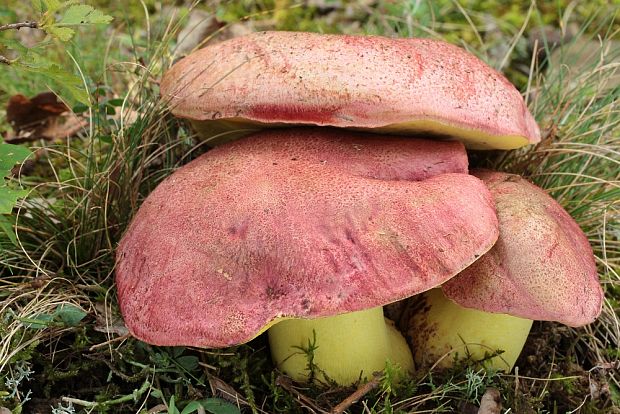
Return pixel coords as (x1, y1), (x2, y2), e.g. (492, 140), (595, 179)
(160, 31), (540, 150)
(443, 170), (603, 327)
(116, 128), (499, 347)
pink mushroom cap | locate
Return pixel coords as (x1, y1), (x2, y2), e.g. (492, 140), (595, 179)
(160, 31), (540, 150)
(116, 129), (499, 347)
(443, 170), (603, 326)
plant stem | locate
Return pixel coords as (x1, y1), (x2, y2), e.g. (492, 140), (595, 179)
(0, 21), (38, 31)
(60, 379), (151, 407)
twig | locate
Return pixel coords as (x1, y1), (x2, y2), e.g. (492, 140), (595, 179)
(88, 332), (130, 350)
(330, 373), (382, 414)
(0, 21), (38, 31)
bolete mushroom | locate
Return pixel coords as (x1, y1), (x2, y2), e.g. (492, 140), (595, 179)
(160, 31), (540, 149)
(403, 170), (603, 371)
(116, 128), (500, 385)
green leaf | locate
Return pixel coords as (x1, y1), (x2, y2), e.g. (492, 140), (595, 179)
(168, 396), (180, 414)
(180, 402), (203, 414)
(42, 0), (62, 13)
(0, 187), (28, 214)
(72, 103), (89, 113)
(59, 5), (113, 25)
(176, 355), (199, 372)
(45, 25), (75, 41)
(0, 144), (32, 177)
(200, 399), (241, 414)
(107, 98), (124, 107)
(0, 143), (31, 241)
(21, 313), (54, 329)
(0, 39), (90, 105)
(0, 214), (18, 245)
(54, 304), (87, 326)
(31, 0), (62, 14)
(17, 62), (89, 105)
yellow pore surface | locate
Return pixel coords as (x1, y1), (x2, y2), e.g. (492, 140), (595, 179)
(190, 118), (530, 150)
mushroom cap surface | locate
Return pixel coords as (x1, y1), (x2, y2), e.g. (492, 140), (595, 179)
(160, 31), (540, 150)
(443, 170), (603, 326)
(116, 128), (499, 347)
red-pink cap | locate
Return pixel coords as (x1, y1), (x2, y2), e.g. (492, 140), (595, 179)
(443, 170), (603, 326)
(160, 31), (540, 149)
(116, 129), (499, 347)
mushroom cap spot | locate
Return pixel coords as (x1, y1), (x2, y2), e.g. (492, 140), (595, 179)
(115, 128), (498, 347)
(442, 170), (603, 326)
(160, 31), (540, 149)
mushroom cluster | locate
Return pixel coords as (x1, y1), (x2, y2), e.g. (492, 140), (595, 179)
(116, 31), (603, 385)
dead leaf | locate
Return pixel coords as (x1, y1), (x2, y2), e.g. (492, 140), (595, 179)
(93, 302), (130, 336)
(208, 374), (249, 406)
(5, 92), (87, 143)
(7, 92), (67, 131)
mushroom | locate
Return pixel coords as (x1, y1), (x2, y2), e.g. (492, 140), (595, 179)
(115, 128), (500, 385)
(402, 170), (603, 371)
(160, 31), (540, 150)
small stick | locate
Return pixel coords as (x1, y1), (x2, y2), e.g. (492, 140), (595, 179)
(0, 21), (38, 31)
(88, 333), (131, 350)
(331, 373), (381, 414)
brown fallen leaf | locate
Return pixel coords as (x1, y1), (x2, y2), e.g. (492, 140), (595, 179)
(207, 374), (249, 407)
(7, 92), (66, 129)
(5, 92), (87, 143)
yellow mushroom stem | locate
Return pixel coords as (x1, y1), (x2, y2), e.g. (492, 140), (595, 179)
(268, 306), (414, 385)
(406, 289), (533, 371)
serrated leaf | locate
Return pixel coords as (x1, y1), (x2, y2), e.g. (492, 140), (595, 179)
(41, 0), (63, 13)
(45, 25), (75, 41)
(59, 5), (113, 25)
(17, 62), (89, 105)
(54, 304), (87, 326)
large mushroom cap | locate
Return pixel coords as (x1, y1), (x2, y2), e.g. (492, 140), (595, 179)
(443, 170), (603, 326)
(160, 31), (540, 150)
(116, 128), (499, 347)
